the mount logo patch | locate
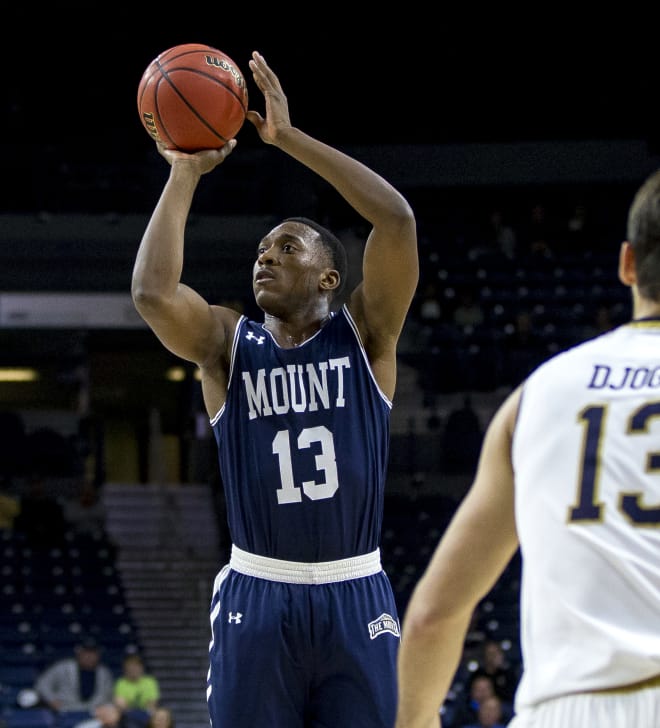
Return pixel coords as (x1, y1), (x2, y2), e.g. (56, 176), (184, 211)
(367, 613), (400, 640)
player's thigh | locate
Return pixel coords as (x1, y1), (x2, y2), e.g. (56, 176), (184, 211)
(207, 572), (307, 727)
(312, 573), (400, 727)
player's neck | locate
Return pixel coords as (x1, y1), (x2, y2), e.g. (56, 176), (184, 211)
(263, 313), (331, 348)
(633, 299), (660, 320)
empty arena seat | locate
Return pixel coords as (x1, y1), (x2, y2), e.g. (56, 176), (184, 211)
(2, 708), (56, 728)
(0, 664), (39, 690)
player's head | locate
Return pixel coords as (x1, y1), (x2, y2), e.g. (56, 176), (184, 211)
(626, 168), (660, 302)
(283, 217), (348, 302)
(253, 217), (347, 313)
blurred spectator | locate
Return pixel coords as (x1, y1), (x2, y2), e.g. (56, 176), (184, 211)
(0, 410), (27, 484)
(582, 304), (615, 340)
(13, 473), (69, 546)
(113, 653), (160, 720)
(74, 703), (128, 728)
(28, 426), (78, 478)
(519, 202), (556, 264)
(440, 395), (483, 475)
(464, 611), (487, 654)
(470, 208), (517, 262)
(486, 208), (517, 260)
(452, 287), (485, 329)
(502, 309), (547, 386)
(64, 480), (107, 538)
(468, 639), (519, 709)
(563, 201), (594, 252)
(451, 674), (498, 728)
(0, 485), (20, 529)
(147, 707), (174, 728)
(73, 702), (154, 728)
(418, 283), (443, 324)
(35, 637), (114, 715)
(461, 694), (507, 728)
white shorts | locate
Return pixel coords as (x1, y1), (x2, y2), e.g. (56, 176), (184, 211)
(509, 678), (660, 728)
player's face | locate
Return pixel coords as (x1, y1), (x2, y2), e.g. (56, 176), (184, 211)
(252, 222), (329, 313)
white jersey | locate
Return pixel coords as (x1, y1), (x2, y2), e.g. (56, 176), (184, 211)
(512, 319), (660, 712)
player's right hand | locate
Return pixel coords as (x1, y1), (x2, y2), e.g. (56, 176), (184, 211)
(157, 140), (237, 174)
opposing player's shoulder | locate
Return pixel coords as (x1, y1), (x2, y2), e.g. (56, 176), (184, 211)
(489, 385), (523, 443)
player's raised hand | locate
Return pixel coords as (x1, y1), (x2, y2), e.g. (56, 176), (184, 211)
(246, 51), (292, 144)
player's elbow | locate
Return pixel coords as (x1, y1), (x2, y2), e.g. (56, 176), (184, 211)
(131, 281), (171, 317)
(403, 583), (474, 641)
(404, 600), (450, 640)
(388, 198), (416, 236)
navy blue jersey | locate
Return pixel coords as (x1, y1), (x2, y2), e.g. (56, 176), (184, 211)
(210, 305), (391, 562)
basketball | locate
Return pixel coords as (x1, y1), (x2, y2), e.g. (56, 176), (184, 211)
(137, 43), (248, 152)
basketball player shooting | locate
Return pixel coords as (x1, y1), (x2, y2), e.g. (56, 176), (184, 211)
(132, 51), (419, 727)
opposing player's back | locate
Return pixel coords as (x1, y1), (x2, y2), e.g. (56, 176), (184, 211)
(513, 321), (660, 706)
(395, 169), (660, 728)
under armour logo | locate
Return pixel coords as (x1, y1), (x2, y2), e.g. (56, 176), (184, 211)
(246, 331), (265, 345)
(228, 612), (243, 624)
(367, 613), (400, 640)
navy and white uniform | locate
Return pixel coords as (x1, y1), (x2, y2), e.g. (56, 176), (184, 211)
(207, 305), (400, 727)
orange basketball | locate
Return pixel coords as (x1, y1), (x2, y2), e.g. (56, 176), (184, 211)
(137, 43), (248, 152)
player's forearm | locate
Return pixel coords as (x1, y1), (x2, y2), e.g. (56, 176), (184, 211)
(275, 126), (413, 228)
(395, 608), (471, 728)
(132, 164), (199, 301)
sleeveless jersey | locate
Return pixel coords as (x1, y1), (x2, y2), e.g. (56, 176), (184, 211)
(512, 319), (660, 710)
(210, 305), (392, 562)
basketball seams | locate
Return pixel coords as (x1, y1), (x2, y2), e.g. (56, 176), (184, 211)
(151, 79), (177, 150)
(137, 43), (247, 152)
(155, 72), (228, 147)
(157, 44), (218, 65)
(157, 67), (248, 112)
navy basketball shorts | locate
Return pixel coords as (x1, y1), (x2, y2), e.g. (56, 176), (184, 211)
(206, 548), (401, 727)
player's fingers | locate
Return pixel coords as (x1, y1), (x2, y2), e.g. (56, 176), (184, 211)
(246, 110), (263, 126)
(251, 51), (280, 87)
(221, 139), (237, 156)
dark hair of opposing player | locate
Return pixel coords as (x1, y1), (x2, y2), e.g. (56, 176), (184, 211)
(626, 168), (660, 302)
(283, 216), (348, 301)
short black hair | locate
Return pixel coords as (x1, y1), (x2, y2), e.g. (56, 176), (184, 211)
(627, 168), (660, 302)
(283, 217), (348, 301)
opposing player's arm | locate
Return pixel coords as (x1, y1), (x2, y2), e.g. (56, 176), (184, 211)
(395, 387), (521, 728)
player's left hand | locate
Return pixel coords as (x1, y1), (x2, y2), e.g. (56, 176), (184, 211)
(246, 51), (292, 144)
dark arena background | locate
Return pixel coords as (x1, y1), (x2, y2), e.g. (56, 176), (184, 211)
(0, 8), (657, 728)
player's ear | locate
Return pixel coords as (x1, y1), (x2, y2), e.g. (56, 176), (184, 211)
(320, 269), (340, 292)
(618, 241), (636, 286)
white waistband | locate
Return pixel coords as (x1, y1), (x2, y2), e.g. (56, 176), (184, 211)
(229, 544), (382, 584)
